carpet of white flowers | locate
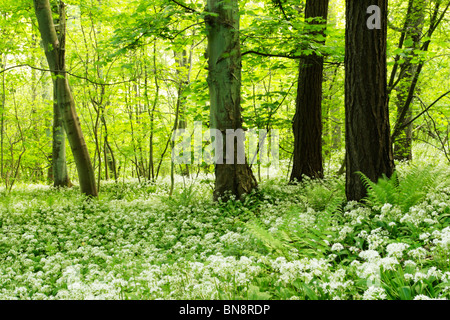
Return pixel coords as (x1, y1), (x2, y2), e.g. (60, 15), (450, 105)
(1, 148), (450, 300)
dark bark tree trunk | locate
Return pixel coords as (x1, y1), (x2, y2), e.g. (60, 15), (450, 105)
(345, 0), (394, 201)
(33, 0), (97, 197)
(206, 0), (257, 201)
(290, 0), (329, 183)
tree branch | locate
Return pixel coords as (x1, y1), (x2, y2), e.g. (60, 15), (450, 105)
(241, 50), (303, 59)
(393, 90), (450, 137)
(0, 64), (135, 86)
(169, 0), (197, 13)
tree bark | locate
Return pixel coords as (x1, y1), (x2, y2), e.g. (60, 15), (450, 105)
(290, 0), (329, 183)
(206, 0), (257, 201)
(33, 0), (97, 197)
(345, 0), (394, 201)
(50, 4), (70, 188)
(52, 79), (70, 187)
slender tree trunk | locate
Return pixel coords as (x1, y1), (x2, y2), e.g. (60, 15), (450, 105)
(174, 48), (193, 177)
(52, 78), (70, 187)
(50, 6), (70, 188)
(393, 0), (426, 160)
(101, 114), (116, 180)
(41, 57), (53, 184)
(206, 0), (257, 201)
(290, 0), (329, 183)
(169, 90), (180, 197)
(391, 0), (448, 142)
(328, 66), (342, 151)
(33, 0), (97, 197)
(345, 0), (394, 201)
(147, 43), (159, 181)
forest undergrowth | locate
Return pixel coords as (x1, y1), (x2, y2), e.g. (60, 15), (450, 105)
(1, 144), (450, 300)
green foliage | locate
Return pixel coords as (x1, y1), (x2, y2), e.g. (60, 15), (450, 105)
(358, 165), (444, 212)
(245, 220), (290, 257)
(2, 163), (450, 300)
(1, 0), (450, 301)
(244, 178), (345, 260)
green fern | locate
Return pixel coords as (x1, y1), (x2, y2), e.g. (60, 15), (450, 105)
(358, 165), (443, 212)
(359, 171), (399, 206)
(245, 206), (339, 259)
(324, 193), (345, 216)
(245, 221), (290, 258)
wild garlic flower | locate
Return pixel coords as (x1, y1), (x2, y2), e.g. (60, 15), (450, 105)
(408, 247), (428, 260)
(386, 243), (410, 258)
(359, 250), (380, 262)
(331, 243), (345, 252)
(414, 294), (447, 300)
(362, 286), (387, 300)
(380, 203), (392, 215)
(338, 226), (354, 241)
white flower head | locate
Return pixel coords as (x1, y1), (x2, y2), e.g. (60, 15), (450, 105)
(331, 243), (344, 252)
(386, 243), (410, 258)
(380, 203), (392, 215)
(362, 286), (387, 300)
(359, 250), (380, 262)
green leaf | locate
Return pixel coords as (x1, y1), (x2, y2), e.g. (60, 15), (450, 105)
(247, 285), (272, 300)
(399, 286), (412, 300)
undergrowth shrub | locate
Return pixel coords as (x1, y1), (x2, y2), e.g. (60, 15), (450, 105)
(359, 165), (446, 213)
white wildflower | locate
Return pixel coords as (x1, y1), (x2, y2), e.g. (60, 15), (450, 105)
(408, 247), (427, 260)
(380, 203), (392, 215)
(359, 250), (380, 262)
(386, 243), (410, 258)
(331, 243), (344, 252)
(362, 286), (387, 300)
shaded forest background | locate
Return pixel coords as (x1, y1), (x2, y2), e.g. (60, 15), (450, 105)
(0, 0), (449, 199)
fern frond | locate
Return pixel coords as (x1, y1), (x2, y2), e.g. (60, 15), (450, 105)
(359, 165), (443, 213)
(245, 221), (289, 257)
(357, 171), (398, 206)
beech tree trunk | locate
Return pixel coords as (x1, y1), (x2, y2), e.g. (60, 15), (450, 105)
(206, 0), (257, 201)
(345, 0), (394, 201)
(290, 0), (329, 183)
(50, 4), (70, 188)
(52, 80), (70, 187)
(33, 0), (97, 197)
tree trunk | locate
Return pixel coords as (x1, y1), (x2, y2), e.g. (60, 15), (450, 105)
(50, 5), (70, 188)
(52, 79), (70, 187)
(174, 49), (190, 177)
(33, 0), (97, 197)
(393, 0), (426, 161)
(390, 0), (447, 142)
(147, 42), (159, 181)
(345, 0), (394, 201)
(206, 0), (257, 201)
(290, 0), (329, 183)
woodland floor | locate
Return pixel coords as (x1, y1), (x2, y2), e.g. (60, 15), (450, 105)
(1, 144), (450, 300)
